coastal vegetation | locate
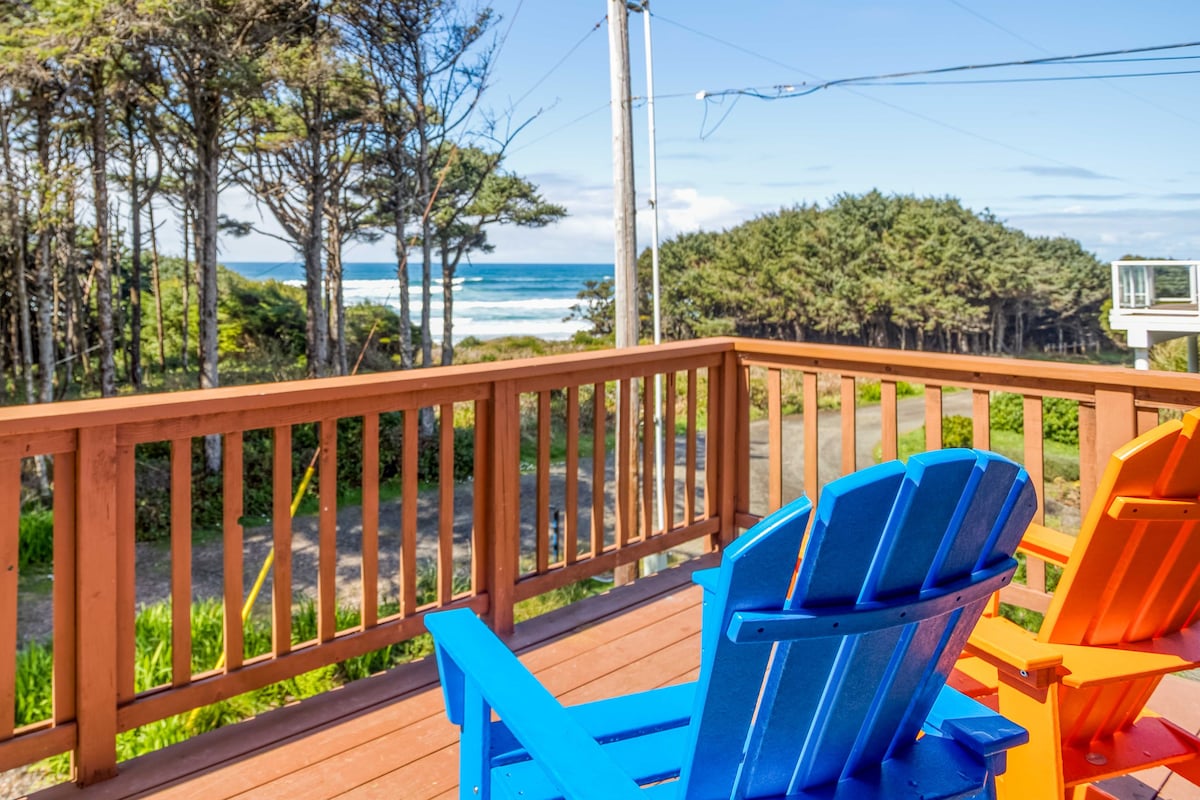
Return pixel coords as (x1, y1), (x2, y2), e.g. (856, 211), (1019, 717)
(572, 192), (1113, 356)
(0, 0), (564, 413)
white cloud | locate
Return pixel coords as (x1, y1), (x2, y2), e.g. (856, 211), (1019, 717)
(660, 187), (742, 235)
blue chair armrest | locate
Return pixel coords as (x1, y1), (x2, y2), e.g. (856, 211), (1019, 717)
(692, 567), (719, 594)
(925, 686), (1028, 759)
(426, 609), (644, 800)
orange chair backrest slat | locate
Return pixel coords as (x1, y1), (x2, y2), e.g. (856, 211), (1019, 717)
(1039, 410), (1200, 647)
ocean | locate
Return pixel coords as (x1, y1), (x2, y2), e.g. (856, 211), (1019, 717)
(223, 261), (612, 342)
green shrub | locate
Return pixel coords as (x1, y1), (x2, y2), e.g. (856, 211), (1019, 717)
(989, 393), (1079, 446)
(857, 380), (921, 404)
(18, 509), (54, 570)
(941, 415), (973, 448)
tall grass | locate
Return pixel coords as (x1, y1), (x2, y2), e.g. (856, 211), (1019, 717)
(16, 568), (607, 780)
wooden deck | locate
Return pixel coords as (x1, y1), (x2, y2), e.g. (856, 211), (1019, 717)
(21, 553), (1200, 800)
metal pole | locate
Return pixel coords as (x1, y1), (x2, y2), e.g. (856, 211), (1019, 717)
(641, 1), (667, 574)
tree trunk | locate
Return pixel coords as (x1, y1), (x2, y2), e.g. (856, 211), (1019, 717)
(394, 203), (413, 371)
(419, 149), (433, 370)
(91, 68), (116, 398)
(148, 199), (167, 372)
(196, 100), (222, 472)
(326, 213), (346, 375)
(181, 187), (190, 372)
(440, 248), (455, 366)
(34, 97), (55, 403)
(15, 213), (33, 405)
(126, 116), (144, 390)
(303, 96), (328, 378)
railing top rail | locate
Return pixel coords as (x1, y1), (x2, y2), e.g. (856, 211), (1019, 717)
(730, 339), (1200, 399)
(3, 337), (1197, 439)
(0, 339), (735, 437)
(1112, 260), (1200, 267)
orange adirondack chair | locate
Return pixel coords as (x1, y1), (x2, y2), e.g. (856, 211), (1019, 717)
(954, 407), (1200, 800)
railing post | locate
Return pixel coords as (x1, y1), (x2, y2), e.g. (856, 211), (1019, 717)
(74, 425), (119, 785)
(1093, 387), (1137, 488)
(718, 348), (739, 548)
(487, 382), (519, 636)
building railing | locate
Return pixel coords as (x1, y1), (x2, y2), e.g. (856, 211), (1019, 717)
(2, 337), (1199, 785)
(1111, 259), (1200, 314)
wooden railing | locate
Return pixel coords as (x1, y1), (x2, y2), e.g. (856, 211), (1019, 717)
(2, 337), (1199, 785)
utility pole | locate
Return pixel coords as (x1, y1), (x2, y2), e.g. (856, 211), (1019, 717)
(608, 0), (638, 584)
(608, 0), (637, 348)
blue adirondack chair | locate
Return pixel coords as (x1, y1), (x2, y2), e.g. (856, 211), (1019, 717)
(427, 449), (1037, 800)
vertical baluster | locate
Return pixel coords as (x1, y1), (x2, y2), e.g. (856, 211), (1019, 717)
(401, 410), (418, 615)
(536, 392), (550, 572)
(1137, 407), (1160, 435)
(318, 421), (337, 641)
(472, 399), (491, 595)
(664, 373), (676, 534)
(685, 370), (697, 526)
(362, 414), (379, 628)
(1078, 402), (1097, 518)
(565, 386), (580, 564)
(925, 385), (943, 451)
(52, 452), (76, 724)
(439, 404), (455, 603)
(767, 368), (782, 512)
(591, 383), (606, 557)
(1094, 388), (1136, 487)
(115, 444), (135, 701)
(271, 426), (292, 656)
(642, 376), (654, 538)
(1023, 396), (1045, 526)
(718, 350), (739, 547)
(223, 433), (244, 671)
(803, 371), (818, 503)
(616, 378), (633, 550)
(734, 363), (750, 521)
(840, 376), (856, 476)
(0, 457), (18, 739)
(170, 438), (191, 687)
(705, 366), (720, 521)
(972, 390), (991, 450)
(880, 381), (898, 462)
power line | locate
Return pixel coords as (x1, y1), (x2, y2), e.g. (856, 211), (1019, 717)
(697, 41), (1200, 100)
(660, 14), (1166, 194)
(854, 68), (1200, 89)
(945, 0), (1200, 125)
(508, 16), (606, 113)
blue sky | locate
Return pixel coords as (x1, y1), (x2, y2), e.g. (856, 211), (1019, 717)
(228, 1), (1200, 265)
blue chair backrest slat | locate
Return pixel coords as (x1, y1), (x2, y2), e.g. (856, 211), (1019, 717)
(791, 461), (908, 607)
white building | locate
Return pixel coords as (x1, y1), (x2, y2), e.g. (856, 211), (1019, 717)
(1107, 259), (1200, 371)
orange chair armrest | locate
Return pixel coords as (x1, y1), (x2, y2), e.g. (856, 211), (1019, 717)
(1016, 523), (1075, 568)
(1053, 630), (1200, 688)
(965, 615), (1064, 677)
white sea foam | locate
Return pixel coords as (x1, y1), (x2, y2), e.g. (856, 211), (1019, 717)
(284, 276), (587, 341)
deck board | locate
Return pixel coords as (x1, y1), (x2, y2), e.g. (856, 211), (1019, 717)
(26, 552), (1200, 800)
